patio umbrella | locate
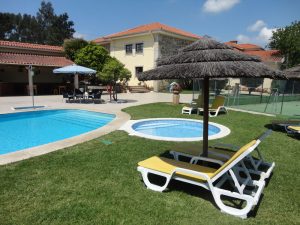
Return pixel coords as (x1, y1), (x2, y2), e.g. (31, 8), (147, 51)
(137, 38), (286, 157)
(53, 64), (96, 89)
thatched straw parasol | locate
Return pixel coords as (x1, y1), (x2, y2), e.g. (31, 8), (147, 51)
(283, 64), (300, 95)
(283, 64), (300, 79)
(137, 38), (285, 156)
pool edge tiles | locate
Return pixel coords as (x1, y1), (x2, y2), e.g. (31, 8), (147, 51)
(120, 118), (231, 141)
(0, 109), (122, 165)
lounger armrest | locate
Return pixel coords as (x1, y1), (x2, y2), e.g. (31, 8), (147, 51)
(190, 156), (223, 166)
(211, 142), (240, 151)
(256, 129), (272, 141)
(173, 168), (211, 180)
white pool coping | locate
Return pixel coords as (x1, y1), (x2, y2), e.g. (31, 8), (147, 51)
(120, 118), (231, 142)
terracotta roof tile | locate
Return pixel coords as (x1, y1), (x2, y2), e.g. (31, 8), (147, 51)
(0, 52), (73, 67)
(93, 22), (201, 43)
(237, 43), (263, 51)
(244, 50), (282, 62)
(0, 40), (63, 52)
(225, 41), (282, 62)
(225, 41), (263, 51)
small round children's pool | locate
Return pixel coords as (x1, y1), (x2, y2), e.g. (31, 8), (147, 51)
(121, 118), (230, 141)
(0, 109), (115, 154)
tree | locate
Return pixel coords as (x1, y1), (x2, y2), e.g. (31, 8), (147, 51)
(63, 38), (88, 61)
(36, 0), (55, 42)
(0, 13), (15, 40)
(0, 1), (75, 45)
(75, 43), (132, 100)
(18, 14), (40, 43)
(36, 1), (74, 45)
(100, 57), (132, 101)
(269, 21), (300, 68)
(75, 43), (110, 72)
(100, 57), (131, 82)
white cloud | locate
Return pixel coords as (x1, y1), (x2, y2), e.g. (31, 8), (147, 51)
(257, 27), (277, 43)
(236, 34), (250, 43)
(247, 20), (266, 32)
(73, 32), (87, 39)
(203, 0), (240, 13)
(236, 20), (277, 46)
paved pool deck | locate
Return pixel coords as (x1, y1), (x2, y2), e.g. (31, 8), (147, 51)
(0, 92), (194, 164)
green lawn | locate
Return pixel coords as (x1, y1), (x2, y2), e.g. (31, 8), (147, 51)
(1, 103), (299, 225)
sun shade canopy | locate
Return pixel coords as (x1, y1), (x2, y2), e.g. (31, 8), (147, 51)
(53, 64), (96, 74)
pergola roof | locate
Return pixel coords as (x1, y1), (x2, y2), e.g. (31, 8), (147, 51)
(0, 40), (63, 52)
(0, 52), (73, 67)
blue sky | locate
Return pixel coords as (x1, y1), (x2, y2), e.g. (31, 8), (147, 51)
(0, 0), (299, 47)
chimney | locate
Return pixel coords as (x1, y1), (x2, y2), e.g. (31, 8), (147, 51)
(229, 40), (238, 44)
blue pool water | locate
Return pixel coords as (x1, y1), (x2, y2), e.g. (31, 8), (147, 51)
(132, 119), (221, 139)
(0, 109), (115, 154)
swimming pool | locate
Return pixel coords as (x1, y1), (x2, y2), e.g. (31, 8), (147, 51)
(121, 118), (230, 141)
(0, 109), (115, 154)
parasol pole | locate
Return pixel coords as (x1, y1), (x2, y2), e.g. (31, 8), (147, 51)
(192, 78), (195, 99)
(202, 77), (209, 157)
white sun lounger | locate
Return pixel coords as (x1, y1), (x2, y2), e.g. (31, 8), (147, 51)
(169, 130), (274, 181)
(137, 140), (265, 218)
(182, 95), (203, 115)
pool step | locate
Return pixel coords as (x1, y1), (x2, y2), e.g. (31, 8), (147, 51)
(50, 114), (111, 129)
(135, 123), (182, 131)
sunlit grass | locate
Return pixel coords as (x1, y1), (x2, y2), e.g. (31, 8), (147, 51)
(0, 103), (299, 225)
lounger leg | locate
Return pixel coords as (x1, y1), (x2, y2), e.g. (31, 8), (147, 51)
(212, 187), (255, 219)
(137, 167), (172, 192)
(209, 108), (220, 117)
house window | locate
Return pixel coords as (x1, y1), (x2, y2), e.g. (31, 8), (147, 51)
(125, 44), (133, 54)
(136, 43), (143, 54)
(135, 67), (143, 75)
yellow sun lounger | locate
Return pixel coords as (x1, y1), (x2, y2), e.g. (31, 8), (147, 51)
(138, 140), (265, 219)
(182, 95), (203, 115)
(169, 130), (274, 181)
(287, 125), (300, 134)
(197, 95), (227, 117)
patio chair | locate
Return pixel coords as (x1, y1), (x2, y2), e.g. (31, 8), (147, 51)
(62, 91), (74, 103)
(169, 130), (274, 181)
(92, 90), (103, 104)
(74, 89), (84, 103)
(137, 139), (265, 218)
(198, 95), (227, 117)
(182, 95), (203, 115)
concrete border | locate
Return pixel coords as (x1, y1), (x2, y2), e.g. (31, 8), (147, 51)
(0, 109), (130, 165)
(120, 118), (230, 142)
(227, 107), (276, 117)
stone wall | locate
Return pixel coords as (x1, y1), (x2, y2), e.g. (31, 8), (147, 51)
(158, 34), (194, 57)
(153, 34), (195, 91)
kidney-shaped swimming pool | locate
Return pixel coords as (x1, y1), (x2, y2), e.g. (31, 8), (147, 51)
(0, 109), (115, 155)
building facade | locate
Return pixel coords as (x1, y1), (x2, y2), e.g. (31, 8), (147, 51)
(225, 40), (282, 90)
(93, 22), (201, 91)
(0, 40), (73, 96)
